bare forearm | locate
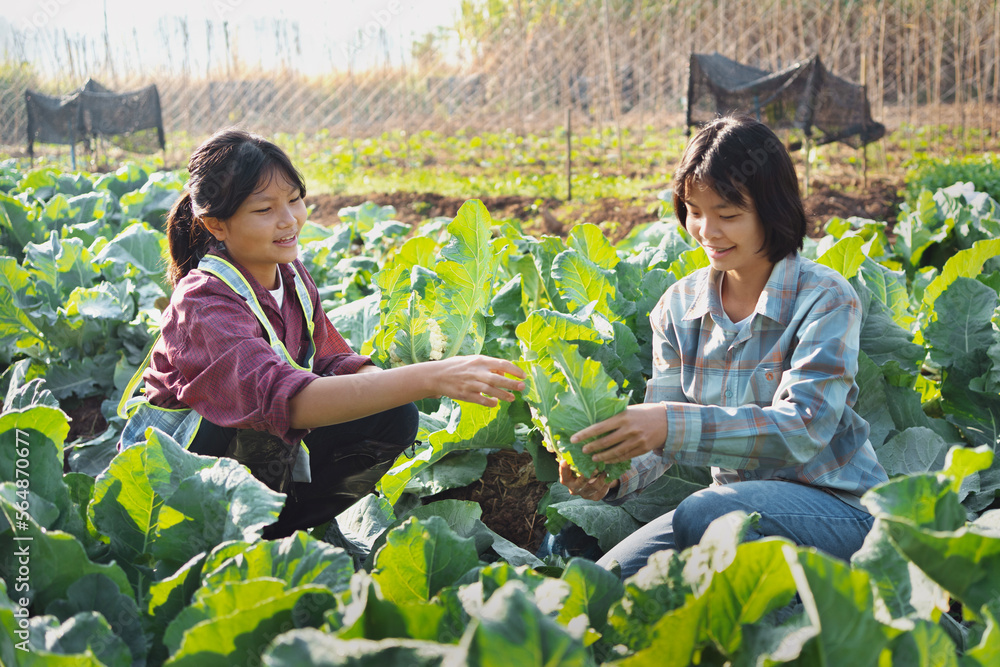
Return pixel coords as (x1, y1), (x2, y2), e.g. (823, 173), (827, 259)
(288, 364), (433, 429)
(288, 355), (526, 430)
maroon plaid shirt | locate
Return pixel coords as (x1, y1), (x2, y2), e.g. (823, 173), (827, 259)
(144, 247), (370, 444)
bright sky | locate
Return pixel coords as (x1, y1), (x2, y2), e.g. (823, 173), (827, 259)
(2, 0), (465, 75)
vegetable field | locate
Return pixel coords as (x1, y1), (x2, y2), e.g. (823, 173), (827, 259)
(3, 154), (1000, 665)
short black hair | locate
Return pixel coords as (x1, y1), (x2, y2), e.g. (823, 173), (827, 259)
(672, 115), (807, 262)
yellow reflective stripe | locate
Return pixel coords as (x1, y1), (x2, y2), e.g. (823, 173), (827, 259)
(199, 255), (315, 372)
(288, 262), (316, 368)
(199, 256), (284, 347)
(117, 334), (159, 420)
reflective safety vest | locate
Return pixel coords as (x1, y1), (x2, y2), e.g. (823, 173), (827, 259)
(117, 254), (317, 453)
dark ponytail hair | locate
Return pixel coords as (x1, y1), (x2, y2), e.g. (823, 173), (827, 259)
(165, 128), (307, 286)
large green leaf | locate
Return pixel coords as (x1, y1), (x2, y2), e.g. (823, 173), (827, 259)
(399, 500), (541, 568)
(262, 628), (458, 666)
(893, 190), (948, 271)
(608, 545), (694, 649)
(887, 617), (960, 666)
(90, 430), (216, 592)
(335, 575), (458, 643)
(855, 353), (898, 451)
(94, 221), (168, 284)
(515, 308), (601, 362)
(0, 258), (45, 351)
(151, 459), (286, 571)
(200, 532), (354, 593)
(543, 482), (641, 552)
(817, 235), (866, 279)
(877, 427), (953, 478)
(552, 249), (617, 317)
(336, 494), (396, 560)
(856, 257), (915, 330)
(881, 518), (1000, 614)
(432, 200), (504, 358)
(0, 191), (45, 254)
(16, 612), (133, 666)
(374, 200), (502, 365)
(456, 581), (590, 667)
(853, 279), (925, 371)
(94, 163), (149, 198)
(24, 232), (99, 307)
(925, 277), (1000, 447)
(924, 277), (996, 370)
(920, 238), (1000, 319)
(0, 496), (132, 611)
(371, 516), (479, 605)
(963, 606), (1000, 666)
(389, 292), (434, 364)
(403, 451), (489, 500)
(782, 546), (898, 665)
(0, 406), (73, 529)
(326, 292), (380, 352)
(667, 246), (709, 281)
(378, 400), (514, 505)
(862, 473), (967, 532)
(145, 553), (208, 665)
(119, 174), (183, 228)
(851, 519), (950, 622)
(555, 557), (623, 635)
(619, 464), (711, 523)
(42, 191), (113, 229)
(546, 339), (629, 479)
(567, 222), (619, 271)
(44, 573), (147, 665)
(164, 579), (335, 667)
(616, 595), (708, 666)
(527, 235), (571, 312)
(63, 281), (135, 323)
(700, 539), (798, 655)
(338, 202), (396, 238)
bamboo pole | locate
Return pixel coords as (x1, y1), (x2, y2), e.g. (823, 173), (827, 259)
(994, 0), (999, 139)
(600, 0), (625, 169)
(566, 107), (572, 202)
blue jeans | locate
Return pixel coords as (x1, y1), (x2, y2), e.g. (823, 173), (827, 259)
(597, 480), (875, 579)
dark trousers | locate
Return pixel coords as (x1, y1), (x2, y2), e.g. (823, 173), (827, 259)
(189, 402), (419, 539)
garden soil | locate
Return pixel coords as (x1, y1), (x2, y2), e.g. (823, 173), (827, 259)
(308, 174), (903, 242)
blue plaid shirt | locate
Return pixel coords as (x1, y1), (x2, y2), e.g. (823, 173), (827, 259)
(609, 253), (888, 511)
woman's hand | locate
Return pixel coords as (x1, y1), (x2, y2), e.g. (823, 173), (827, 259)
(559, 460), (618, 501)
(574, 403), (668, 464)
(428, 355), (526, 406)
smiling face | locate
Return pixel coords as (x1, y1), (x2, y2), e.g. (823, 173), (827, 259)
(682, 179), (773, 286)
(201, 169), (307, 289)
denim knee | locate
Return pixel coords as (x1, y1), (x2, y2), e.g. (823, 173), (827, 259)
(672, 488), (730, 550)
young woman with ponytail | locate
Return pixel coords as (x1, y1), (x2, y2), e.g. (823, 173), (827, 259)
(119, 128), (525, 539)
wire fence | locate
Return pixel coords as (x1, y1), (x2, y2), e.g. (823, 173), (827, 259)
(2, 0), (998, 155)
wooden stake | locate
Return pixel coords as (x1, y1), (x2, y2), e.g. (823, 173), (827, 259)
(566, 107), (572, 202)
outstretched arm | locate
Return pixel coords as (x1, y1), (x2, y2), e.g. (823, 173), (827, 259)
(288, 355), (525, 429)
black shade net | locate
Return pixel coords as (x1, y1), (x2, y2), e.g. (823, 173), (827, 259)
(25, 78), (165, 156)
(687, 53), (885, 148)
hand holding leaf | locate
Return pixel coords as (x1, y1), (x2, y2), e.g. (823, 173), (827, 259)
(427, 354), (526, 407)
(577, 403), (668, 465)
